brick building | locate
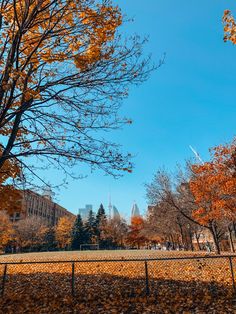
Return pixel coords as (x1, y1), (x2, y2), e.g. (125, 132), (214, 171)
(10, 189), (74, 226)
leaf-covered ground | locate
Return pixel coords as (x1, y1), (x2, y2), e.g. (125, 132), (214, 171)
(0, 251), (236, 313)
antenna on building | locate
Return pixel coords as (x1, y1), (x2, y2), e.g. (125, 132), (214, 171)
(189, 145), (204, 164)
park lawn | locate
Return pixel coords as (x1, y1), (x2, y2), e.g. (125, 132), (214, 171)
(0, 249), (212, 263)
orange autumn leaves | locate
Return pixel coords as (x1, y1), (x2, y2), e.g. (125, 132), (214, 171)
(223, 9), (236, 44)
(190, 141), (236, 225)
(0, 151), (22, 214)
(0, 1), (121, 72)
(0, 0), (122, 148)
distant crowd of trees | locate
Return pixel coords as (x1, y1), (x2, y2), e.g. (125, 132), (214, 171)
(145, 138), (236, 255)
(0, 204), (148, 253)
(2, 141), (236, 256)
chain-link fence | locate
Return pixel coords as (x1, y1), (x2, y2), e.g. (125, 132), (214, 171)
(1, 255), (236, 313)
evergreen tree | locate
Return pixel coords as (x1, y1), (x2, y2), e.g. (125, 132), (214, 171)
(96, 204), (106, 228)
(84, 210), (98, 244)
(43, 227), (57, 251)
(96, 204), (110, 248)
(71, 214), (86, 250)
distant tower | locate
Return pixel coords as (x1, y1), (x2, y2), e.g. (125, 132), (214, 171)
(108, 195), (112, 219)
(112, 205), (120, 219)
(42, 186), (54, 201)
(131, 202), (140, 218)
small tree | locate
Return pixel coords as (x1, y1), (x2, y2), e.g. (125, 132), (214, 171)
(15, 216), (47, 251)
(71, 214), (86, 250)
(96, 204), (106, 226)
(43, 226), (57, 251)
(127, 216), (147, 249)
(0, 211), (15, 251)
(55, 216), (74, 250)
(103, 216), (128, 248)
(96, 203), (107, 243)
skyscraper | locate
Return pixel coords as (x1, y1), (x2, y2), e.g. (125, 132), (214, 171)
(78, 204), (92, 221)
(131, 202), (140, 218)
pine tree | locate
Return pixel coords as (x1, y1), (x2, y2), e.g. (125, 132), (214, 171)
(43, 227), (57, 251)
(84, 210), (98, 244)
(96, 204), (110, 248)
(71, 214), (85, 250)
(96, 204), (106, 228)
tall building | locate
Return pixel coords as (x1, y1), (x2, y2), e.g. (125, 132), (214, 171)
(78, 204), (92, 221)
(112, 205), (120, 219)
(10, 189), (74, 226)
(131, 202), (140, 218)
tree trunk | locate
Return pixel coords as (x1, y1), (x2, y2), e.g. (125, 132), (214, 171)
(195, 232), (201, 251)
(170, 234), (175, 250)
(188, 229), (194, 251)
(228, 225), (235, 253)
(178, 223), (184, 246)
(210, 224), (221, 255)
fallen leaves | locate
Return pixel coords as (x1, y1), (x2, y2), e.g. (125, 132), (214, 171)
(0, 251), (236, 313)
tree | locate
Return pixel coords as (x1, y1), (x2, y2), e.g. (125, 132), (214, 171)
(96, 203), (106, 242)
(43, 226), (57, 251)
(126, 216), (147, 249)
(0, 0), (156, 184)
(104, 216), (128, 248)
(0, 154), (22, 214)
(190, 141), (236, 254)
(71, 214), (86, 250)
(145, 168), (212, 252)
(84, 210), (97, 244)
(96, 203), (106, 226)
(15, 216), (48, 251)
(223, 9), (236, 44)
(55, 216), (74, 249)
(0, 211), (15, 251)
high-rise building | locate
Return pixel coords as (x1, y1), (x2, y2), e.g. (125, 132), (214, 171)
(112, 205), (120, 219)
(131, 202), (140, 218)
(78, 204), (92, 221)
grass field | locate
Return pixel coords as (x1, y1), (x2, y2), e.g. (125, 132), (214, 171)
(0, 249), (212, 263)
(0, 250), (235, 313)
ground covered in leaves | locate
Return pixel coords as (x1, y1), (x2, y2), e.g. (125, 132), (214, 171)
(0, 251), (236, 313)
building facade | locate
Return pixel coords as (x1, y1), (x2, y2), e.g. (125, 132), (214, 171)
(10, 189), (74, 226)
(131, 202), (140, 218)
(78, 204), (93, 221)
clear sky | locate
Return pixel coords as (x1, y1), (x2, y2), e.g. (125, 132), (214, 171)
(52, 0), (236, 219)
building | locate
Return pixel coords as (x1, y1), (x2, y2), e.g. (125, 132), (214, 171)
(112, 205), (120, 219)
(78, 204), (93, 221)
(10, 189), (74, 226)
(131, 202), (140, 218)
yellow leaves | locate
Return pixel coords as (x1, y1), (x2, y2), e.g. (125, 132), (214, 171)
(0, 211), (15, 249)
(55, 216), (75, 249)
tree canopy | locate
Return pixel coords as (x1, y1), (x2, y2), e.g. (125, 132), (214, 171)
(0, 0), (155, 187)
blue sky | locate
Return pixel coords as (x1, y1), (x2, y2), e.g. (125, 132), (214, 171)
(54, 0), (236, 219)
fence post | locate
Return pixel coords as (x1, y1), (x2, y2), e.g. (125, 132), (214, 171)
(144, 260), (150, 296)
(229, 257), (236, 296)
(1, 264), (7, 297)
(71, 262), (75, 297)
